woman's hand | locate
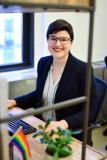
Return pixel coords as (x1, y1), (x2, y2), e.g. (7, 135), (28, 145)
(45, 120), (68, 132)
(7, 99), (17, 109)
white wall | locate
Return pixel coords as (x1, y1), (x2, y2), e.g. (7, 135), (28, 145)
(34, 0), (107, 68)
(34, 12), (89, 68)
(92, 0), (107, 62)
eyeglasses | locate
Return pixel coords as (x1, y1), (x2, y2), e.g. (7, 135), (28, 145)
(48, 36), (71, 44)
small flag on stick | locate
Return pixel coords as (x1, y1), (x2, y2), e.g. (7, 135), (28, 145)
(9, 143), (14, 160)
(9, 127), (32, 160)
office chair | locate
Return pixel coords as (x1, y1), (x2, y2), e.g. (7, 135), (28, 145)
(88, 76), (107, 147)
(104, 56), (107, 67)
(103, 56), (107, 150)
(94, 76), (107, 126)
(84, 77), (106, 129)
(86, 76), (107, 134)
(73, 76), (107, 146)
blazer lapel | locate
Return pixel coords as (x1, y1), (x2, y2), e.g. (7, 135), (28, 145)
(54, 53), (75, 103)
(37, 56), (53, 100)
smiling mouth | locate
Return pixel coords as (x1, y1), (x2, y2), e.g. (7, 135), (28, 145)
(53, 48), (63, 52)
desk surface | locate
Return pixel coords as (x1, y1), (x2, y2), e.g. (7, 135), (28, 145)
(9, 107), (107, 160)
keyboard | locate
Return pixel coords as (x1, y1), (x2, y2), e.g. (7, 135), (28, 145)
(8, 115), (37, 136)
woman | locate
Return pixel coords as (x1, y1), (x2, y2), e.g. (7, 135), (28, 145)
(8, 19), (97, 145)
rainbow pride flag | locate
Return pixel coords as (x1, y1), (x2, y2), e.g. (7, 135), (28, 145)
(9, 128), (32, 160)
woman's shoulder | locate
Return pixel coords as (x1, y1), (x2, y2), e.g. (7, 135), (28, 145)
(39, 55), (52, 61)
(37, 55), (52, 72)
(69, 53), (87, 70)
(38, 55), (52, 64)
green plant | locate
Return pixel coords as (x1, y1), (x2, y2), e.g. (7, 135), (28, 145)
(33, 120), (73, 160)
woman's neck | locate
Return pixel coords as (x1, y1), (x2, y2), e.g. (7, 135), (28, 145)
(52, 54), (68, 84)
(53, 54), (68, 68)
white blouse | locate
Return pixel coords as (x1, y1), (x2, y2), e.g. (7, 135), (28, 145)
(42, 65), (62, 121)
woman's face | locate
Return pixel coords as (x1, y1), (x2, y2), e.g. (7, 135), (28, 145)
(48, 31), (72, 60)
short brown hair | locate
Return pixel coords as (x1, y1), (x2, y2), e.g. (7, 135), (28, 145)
(46, 19), (74, 42)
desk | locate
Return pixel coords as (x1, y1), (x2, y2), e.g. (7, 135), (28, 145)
(9, 107), (107, 160)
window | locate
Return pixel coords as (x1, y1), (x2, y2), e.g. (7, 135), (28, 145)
(0, 13), (34, 72)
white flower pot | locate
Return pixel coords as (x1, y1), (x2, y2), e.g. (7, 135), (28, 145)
(45, 152), (72, 160)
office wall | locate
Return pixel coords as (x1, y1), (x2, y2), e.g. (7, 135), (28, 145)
(9, 78), (36, 99)
(34, 0), (107, 69)
(34, 12), (89, 69)
(92, 0), (107, 62)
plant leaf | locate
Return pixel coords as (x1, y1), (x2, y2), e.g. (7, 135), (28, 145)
(53, 150), (59, 160)
(59, 146), (72, 157)
(45, 119), (51, 129)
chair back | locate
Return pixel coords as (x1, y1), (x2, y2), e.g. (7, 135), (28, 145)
(95, 76), (107, 121)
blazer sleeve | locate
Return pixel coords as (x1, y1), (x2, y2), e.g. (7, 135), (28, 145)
(65, 67), (98, 129)
(14, 58), (44, 109)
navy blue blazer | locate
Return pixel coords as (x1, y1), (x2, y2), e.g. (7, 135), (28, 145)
(15, 53), (97, 130)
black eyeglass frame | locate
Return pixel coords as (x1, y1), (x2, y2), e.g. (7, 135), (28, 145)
(48, 35), (71, 44)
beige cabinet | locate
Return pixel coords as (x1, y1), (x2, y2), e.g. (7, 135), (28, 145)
(0, 0), (91, 7)
(32, 0), (90, 6)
